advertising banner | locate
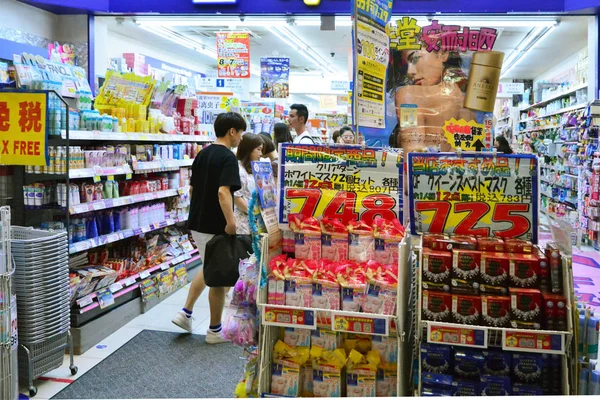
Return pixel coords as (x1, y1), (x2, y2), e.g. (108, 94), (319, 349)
(0, 92), (48, 166)
(278, 143), (403, 226)
(352, 0), (393, 146)
(260, 57), (290, 98)
(216, 32), (250, 79)
(387, 17), (502, 152)
(407, 152), (539, 243)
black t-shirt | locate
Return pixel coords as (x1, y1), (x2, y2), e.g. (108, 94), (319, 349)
(188, 144), (241, 234)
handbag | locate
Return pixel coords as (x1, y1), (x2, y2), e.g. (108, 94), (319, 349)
(203, 234), (253, 287)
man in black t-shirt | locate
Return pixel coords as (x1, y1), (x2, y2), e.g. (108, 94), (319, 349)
(172, 112), (244, 343)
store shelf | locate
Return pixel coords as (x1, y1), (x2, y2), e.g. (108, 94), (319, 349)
(541, 193), (577, 209)
(74, 248), (200, 314)
(69, 186), (189, 215)
(517, 125), (561, 134)
(69, 214), (188, 254)
(69, 165), (133, 179)
(422, 321), (569, 354)
(519, 104), (587, 124)
(519, 83), (588, 112)
(133, 159), (194, 173)
(497, 115), (510, 122)
(62, 130), (215, 143)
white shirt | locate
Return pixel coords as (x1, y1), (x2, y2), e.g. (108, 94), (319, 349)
(293, 132), (315, 144)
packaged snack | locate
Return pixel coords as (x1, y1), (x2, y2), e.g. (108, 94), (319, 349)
(452, 294), (481, 325)
(451, 249), (481, 294)
(482, 350), (512, 376)
(312, 260), (341, 310)
(271, 341), (310, 397)
(481, 375), (512, 396)
(477, 236), (505, 252)
(376, 364), (398, 397)
(480, 252), (509, 294)
(513, 383), (543, 395)
(454, 348), (484, 379)
(453, 379), (481, 396)
(371, 335), (398, 364)
(542, 293), (568, 331)
(422, 290), (452, 323)
(534, 247), (550, 293)
(337, 261), (367, 312)
(422, 233), (448, 249)
(545, 242), (563, 294)
(348, 220), (375, 262)
(481, 295), (511, 328)
(512, 353), (543, 383)
(321, 218), (349, 262)
(509, 253), (540, 289)
(311, 347), (347, 397)
(311, 328), (342, 351)
(373, 217), (405, 265)
(284, 328), (311, 347)
(346, 349), (380, 397)
(505, 238), (533, 254)
(421, 343), (451, 374)
(510, 288), (542, 329)
(422, 249), (451, 292)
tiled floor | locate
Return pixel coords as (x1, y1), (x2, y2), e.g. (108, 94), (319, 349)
(20, 284), (218, 400)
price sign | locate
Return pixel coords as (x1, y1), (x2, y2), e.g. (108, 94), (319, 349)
(262, 306), (316, 329)
(109, 282), (124, 294)
(502, 330), (565, 354)
(93, 175), (101, 183)
(140, 270), (151, 280)
(332, 312), (389, 336)
(123, 277), (137, 287)
(161, 262), (171, 271)
(408, 153), (539, 242)
(141, 225), (151, 233)
(107, 233), (120, 243)
(278, 144), (403, 225)
(76, 294), (94, 308)
(126, 173), (132, 180)
(427, 322), (488, 348)
(92, 202), (105, 211)
(108, 175), (115, 181)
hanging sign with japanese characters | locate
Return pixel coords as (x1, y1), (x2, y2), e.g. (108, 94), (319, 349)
(0, 92), (48, 166)
(278, 143), (403, 225)
(408, 152), (539, 243)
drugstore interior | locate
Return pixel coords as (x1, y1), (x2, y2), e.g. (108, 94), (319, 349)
(1, 0), (600, 398)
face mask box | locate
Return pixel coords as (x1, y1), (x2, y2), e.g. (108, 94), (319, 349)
(312, 365), (342, 397)
(268, 278), (285, 305)
(372, 335), (398, 364)
(311, 328), (342, 351)
(271, 361), (301, 397)
(283, 327), (311, 348)
(285, 278), (313, 308)
(346, 368), (376, 397)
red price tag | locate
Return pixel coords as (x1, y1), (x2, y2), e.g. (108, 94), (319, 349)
(503, 330), (565, 354)
(262, 306), (316, 329)
(427, 323), (488, 348)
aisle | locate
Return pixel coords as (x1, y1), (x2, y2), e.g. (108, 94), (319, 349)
(20, 285), (225, 400)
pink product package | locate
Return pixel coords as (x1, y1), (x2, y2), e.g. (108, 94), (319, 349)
(311, 282), (341, 310)
(282, 229), (295, 253)
(341, 285), (367, 312)
(295, 232), (322, 260)
(285, 279), (313, 308)
(321, 233), (349, 262)
(268, 278), (285, 305)
(374, 238), (402, 265)
(362, 283), (397, 316)
(349, 233), (375, 262)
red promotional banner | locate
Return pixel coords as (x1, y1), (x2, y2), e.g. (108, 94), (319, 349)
(216, 32), (250, 79)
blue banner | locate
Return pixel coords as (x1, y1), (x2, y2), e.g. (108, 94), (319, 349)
(260, 57), (290, 99)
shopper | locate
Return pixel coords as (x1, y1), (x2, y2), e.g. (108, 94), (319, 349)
(332, 130), (341, 144)
(273, 122), (293, 148)
(235, 133), (263, 234)
(172, 112), (245, 343)
(259, 133), (279, 177)
(290, 104), (315, 144)
(339, 126), (356, 145)
(495, 135), (513, 154)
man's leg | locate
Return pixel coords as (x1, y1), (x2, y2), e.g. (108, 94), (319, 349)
(205, 286), (228, 344)
(184, 269), (206, 311)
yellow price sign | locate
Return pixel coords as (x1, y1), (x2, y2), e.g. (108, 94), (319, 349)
(107, 175), (115, 181)
(0, 92), (48, 166)
(443, 118), (486, 151)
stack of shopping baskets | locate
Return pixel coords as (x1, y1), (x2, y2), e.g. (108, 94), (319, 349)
(11, 226), (77, 397)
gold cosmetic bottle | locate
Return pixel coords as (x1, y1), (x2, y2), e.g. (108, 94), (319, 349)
(464, 51), (505, 112)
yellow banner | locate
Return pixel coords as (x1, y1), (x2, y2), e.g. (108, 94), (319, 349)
(443, 118), (486, 151)
(0, 92), (47, 166)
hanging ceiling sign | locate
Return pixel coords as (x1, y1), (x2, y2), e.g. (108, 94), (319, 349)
(192, 0), (237, 3)
(216, 32), (250, 79)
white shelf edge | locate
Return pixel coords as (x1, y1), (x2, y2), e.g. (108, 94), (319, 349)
(519, 83), (588, 112)
(518, 104), (587, 124)
(62, 130), (215, 143)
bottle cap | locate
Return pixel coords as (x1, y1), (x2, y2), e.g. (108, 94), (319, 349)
(472, 51), (505, 67)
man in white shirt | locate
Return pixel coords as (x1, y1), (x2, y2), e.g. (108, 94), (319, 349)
(290, 104), (315, 144)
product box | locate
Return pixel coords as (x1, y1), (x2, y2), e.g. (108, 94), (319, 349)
(346, 368), (376, 397)
(341, 285), (366, 312)
(285, 278), (313, 308)
(312, 282), (341, 310)
(322, 233), (349, 262)
(271, 361), (302, 397)
(454, 348), (485, 379)
(421, 372), (453, 391)
(422, 290), (452, 323)
(482, 350), (512, 376)
(374, 237), (402, 265)
(295, 232), (322, 260)
(534, 247), (550, 293)
(452, 379), (481, 396)
(376, 365), (398, 397)
(282, 229), (295, 253)
(480, 252), (510, 295)
(422, 248), (452, 292)
(452, 294), (481, 325)
(451, 249), (481, 294)
(430, 235), (477, 251)
(363, 282), (397, 315)
(481, 295), (511, 328)
(505, 238), (533, 254)
(477, 236), (505, 252)
(512, 353), (543, 384)
(348, 233), (375, 262)
(512, 383), (543, 395)
(509, 253), (540, 289)
(283, 328), (311, 347)
(268, 278), (285, 305)
(510, 288), (542, 330)
(545, 242), (563, 294)
(421, 343), (451, 374)
(542, 293), (568, 331)
(371, 335), (398, 364)
(312, 365), (343, 397)
(422, 233), (448, 249)
(311, 328), (342, 351)
(481, 375), (512, 396)
(300, 365), (314, 397)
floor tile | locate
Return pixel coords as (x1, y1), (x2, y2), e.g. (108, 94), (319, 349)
(41, 354), (101, 381)
(81, 326), (143, 360)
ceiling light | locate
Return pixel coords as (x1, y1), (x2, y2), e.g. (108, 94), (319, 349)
(500, 24), (556, 79)
(390, 17), (558, 28)
(136, 15), (353, 28)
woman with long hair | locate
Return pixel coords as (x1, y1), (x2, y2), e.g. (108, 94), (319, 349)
(259, 132), (280, 177)
(273, 122), (293, 148)
(234, 133), (263, 234)
(494, 135), (513, 154)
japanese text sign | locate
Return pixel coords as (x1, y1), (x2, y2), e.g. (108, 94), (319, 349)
(502, 330), (565, 354)
(216, 32), (250, 79)
(408, 153), (539, 242)
(427, 322), (487, 348)
(0, 92), (48, 166)
(278, 144), (403, 225)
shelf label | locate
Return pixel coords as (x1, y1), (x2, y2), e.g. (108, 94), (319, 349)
(332, 312), (389, 336)
(140, 270), (151, 280)
(161, 262), (171, 271)
(427, 323), (488, 348)
(92, 202), (105, 211)
(108, 175), (115, 181)
(263, 306), (316, 329)
(107, 233), (120, 243)
(141, 225), (151, 233)
(123, 277), (137, 287)
(76, 294), (94, 308)
(109, 282), (124, 294)
(93, 175), (101, 183)
(144, 193), (154, 201)
(502, 330), (565, 354)
(126, 173), (132, 180)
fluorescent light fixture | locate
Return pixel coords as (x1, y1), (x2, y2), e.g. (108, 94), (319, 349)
(389, 17), (558, 28)
(136, 16), (352, 28)
(500, 24), (557, 78)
